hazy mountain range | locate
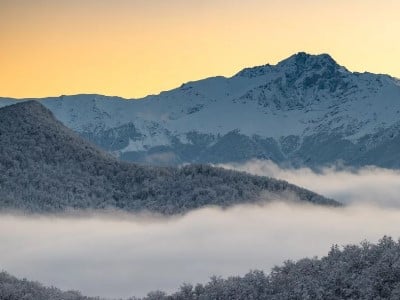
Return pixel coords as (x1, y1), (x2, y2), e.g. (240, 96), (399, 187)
(0, 101), (337, 213)
(2, 52), (400, 168)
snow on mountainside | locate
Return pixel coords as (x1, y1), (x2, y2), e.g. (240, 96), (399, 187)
(1, 52), (400, 167)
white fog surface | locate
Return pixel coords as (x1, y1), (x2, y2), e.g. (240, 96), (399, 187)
(1, 161), (400, 298)
(219, 160), (400, 207)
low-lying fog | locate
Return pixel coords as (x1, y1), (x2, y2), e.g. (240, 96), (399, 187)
(220, 160), (400, 207)
(1, 161), (400, 298)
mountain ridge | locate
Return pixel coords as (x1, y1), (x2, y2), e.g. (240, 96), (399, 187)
(1, 52), (400, 168)
(3, 52), (398, 101)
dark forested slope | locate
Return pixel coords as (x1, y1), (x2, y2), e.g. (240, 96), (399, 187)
(0, 101), (338, 213)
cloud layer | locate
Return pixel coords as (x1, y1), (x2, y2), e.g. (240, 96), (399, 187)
(1, 161), (400, 298)
(219, 160), (400, 207)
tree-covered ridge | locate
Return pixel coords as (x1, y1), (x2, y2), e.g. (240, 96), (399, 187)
(0, 101), (338, 214)
(0, 271), (102, 300)
(138, 236), (400, 300)
(2, 237), (400, 299)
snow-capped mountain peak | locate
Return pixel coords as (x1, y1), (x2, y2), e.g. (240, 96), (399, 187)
(1, 52), (400, 168)
(235, 52), (345, 79)
(277, 52), (341, 70)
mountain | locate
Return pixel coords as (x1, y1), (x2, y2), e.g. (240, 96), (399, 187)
(2, 52), (400, 168)
(0, 101), (337, 213)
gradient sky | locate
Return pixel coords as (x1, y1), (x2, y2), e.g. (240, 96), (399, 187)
(1, 0), (399, 99)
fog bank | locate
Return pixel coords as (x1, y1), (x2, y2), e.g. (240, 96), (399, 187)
(219, 160), (400, 207)
(1, 202), (400, 298)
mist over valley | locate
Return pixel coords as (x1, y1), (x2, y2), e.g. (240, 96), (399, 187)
(1, 162), (400, 298)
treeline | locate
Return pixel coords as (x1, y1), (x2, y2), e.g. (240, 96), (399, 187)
(0, 271), (102, 300)
(0, 101), (338, 214)
(137, 236), (400, 300)
(2, 237), (400, 300)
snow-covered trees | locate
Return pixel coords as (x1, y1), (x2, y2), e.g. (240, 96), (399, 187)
(140, 236), (400, 300)
(0, 101), (338, 214)
(0, 272), (100, 300)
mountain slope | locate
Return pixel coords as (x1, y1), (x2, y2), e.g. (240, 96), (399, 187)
(0, 101), (338, 213)
(2, 52), (400, 168)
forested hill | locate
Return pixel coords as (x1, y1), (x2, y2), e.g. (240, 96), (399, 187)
(2, 236), (400, 299)
(0, 101), (338, 214)
(141, 236), (400, 300)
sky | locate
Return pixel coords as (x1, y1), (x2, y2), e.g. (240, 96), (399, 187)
(2, 162), (400, 298)
(1, 0), (399, 98)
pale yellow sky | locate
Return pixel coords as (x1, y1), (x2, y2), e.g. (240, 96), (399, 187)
(1, 0), (399, 99)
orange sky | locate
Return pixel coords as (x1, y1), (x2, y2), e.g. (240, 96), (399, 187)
(1, 0), (399, 99)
